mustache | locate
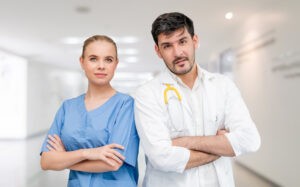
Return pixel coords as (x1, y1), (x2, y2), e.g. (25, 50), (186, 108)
(173, 56), (189, 64)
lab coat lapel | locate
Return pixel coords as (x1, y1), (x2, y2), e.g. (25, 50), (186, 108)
(202, 70), (217, 136)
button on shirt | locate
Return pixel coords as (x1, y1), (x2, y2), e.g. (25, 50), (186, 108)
(169, 65), (219, 187)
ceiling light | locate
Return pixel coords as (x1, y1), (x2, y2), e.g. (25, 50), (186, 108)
(125, 56), (138, 63)
(225, 12), (233, 20)
(61, 37), (85, 45)
(113, 36), (139, 44)
(121, 36), (138, 43)
(75, 6), (90, 14)
(118, 48), (138, 55)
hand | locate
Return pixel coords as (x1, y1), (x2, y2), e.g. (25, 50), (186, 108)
(217, 129), (229, 136)
(84, 144), (125, 167)
(46, 134), (66, 152)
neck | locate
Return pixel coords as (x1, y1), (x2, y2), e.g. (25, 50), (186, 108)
(177, 63), (198, 89)
(85, 82), (115, 100)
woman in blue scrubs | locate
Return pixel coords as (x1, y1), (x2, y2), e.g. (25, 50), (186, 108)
(40, 35), (139, 187)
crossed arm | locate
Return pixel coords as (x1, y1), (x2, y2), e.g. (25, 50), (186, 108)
(175, 129), (234, 170)
(40, 134), (125, 173)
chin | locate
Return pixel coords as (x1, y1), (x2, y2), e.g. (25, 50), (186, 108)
(90, 79), (110, 86)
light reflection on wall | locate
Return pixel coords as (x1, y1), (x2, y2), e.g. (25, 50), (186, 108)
(0, 50), (27, 139)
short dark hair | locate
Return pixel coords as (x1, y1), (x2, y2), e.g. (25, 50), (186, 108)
(151, 12), (194, 45)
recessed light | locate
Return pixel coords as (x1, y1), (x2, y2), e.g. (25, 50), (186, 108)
(113, 36), (139, 44)
(121, 37), (139, 43)
(118, 48), (138, 55)
(75, 6), (90, 14)
(61, 37), (85, 45)
(225, 12), (233, 20)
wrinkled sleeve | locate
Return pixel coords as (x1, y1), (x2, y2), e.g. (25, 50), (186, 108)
(134, 85), (190, 173)
(40, 102), (65, 155)
(223, 77), (261, 156)
(108, 97), (139, 167)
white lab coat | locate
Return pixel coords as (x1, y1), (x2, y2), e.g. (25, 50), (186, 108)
(134, 66), (261, 187)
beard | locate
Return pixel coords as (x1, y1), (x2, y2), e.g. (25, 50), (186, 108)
(165, 55), (195, 75)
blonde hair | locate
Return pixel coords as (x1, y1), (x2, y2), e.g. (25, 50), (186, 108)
(81, 35), (118, 58)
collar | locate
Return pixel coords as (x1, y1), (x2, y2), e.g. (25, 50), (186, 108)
(160, 63), (216, 86)
(166, 63), (204, 88)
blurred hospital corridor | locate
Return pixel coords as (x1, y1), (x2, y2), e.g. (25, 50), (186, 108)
(1, 0), (300, 186)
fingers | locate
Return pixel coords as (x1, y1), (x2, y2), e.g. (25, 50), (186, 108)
(217, 129), (229, 135)
(108, 149), (125, 161)
(46, 145), (55, 151)
(108, 143), (124, 150)
(48, 135), (59, 145)
(47, 139), (58, 150)
(54, 134), (63, 144)
(105, 152), (123, 164)
(101, 157), (115, 167)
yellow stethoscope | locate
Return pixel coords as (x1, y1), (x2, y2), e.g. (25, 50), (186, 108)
(163, 83), (184, 132)
(164, 84), (182, 104)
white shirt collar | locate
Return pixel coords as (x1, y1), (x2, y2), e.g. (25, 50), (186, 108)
(167, 63), (203, 89)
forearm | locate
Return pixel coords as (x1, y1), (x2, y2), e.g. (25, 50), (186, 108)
(41, 149), (86, 171)
(173, 135), (235, 156)
(69, 159), (123, 173)
(185, 150), (219, 170)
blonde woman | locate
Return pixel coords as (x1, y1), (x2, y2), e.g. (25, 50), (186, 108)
(40, 35), (139, 187)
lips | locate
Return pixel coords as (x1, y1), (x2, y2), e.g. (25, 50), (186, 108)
(173, 57), (188, 65)
(94, 73), (107, 78)
(175, 59), (186, 65)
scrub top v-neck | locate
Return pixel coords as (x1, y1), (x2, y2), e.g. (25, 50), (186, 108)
(41, 92), (139, 187)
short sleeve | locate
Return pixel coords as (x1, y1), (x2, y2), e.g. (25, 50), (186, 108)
(108, 97), (139, 167)
(40, 102), (65, 155)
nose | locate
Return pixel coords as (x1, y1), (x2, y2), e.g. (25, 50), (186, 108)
(97, 60), (105, 69)
(173, 45), (183, 57)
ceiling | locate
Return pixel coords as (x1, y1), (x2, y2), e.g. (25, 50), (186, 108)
(0, 0), (274, 75)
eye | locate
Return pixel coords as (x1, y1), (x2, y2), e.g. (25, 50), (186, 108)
(89, 57), (97, 62)
(163, 44), (171, 49)
(179, 39), (187, 44)
(105, 58), (113, 63)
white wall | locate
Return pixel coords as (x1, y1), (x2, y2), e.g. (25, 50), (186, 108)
(0, 50), (27, 139)
(27, 62), (87, 137)
(0, 51), (87, 139)
(228, 1), (300, 186)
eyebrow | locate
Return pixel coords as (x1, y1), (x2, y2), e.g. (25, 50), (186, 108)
(105, 55), (115, 59)
(87, 55), (115, 59)
(160, 36), (189, 47)
(179, 36), (188, 41)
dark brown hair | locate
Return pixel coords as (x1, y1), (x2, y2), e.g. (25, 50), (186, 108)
(151, 12), (194, 45)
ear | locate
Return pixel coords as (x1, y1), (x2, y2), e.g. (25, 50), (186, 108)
(154, 45), (162, 59)
(193, 34), (199, 49)
(79, 56), (85, 69)
(115, 58), (119, 68)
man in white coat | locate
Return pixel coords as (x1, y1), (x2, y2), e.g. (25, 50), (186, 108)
(134, 12), (261, 187)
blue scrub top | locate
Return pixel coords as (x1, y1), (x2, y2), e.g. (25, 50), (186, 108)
(41, 92), (139, 187)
